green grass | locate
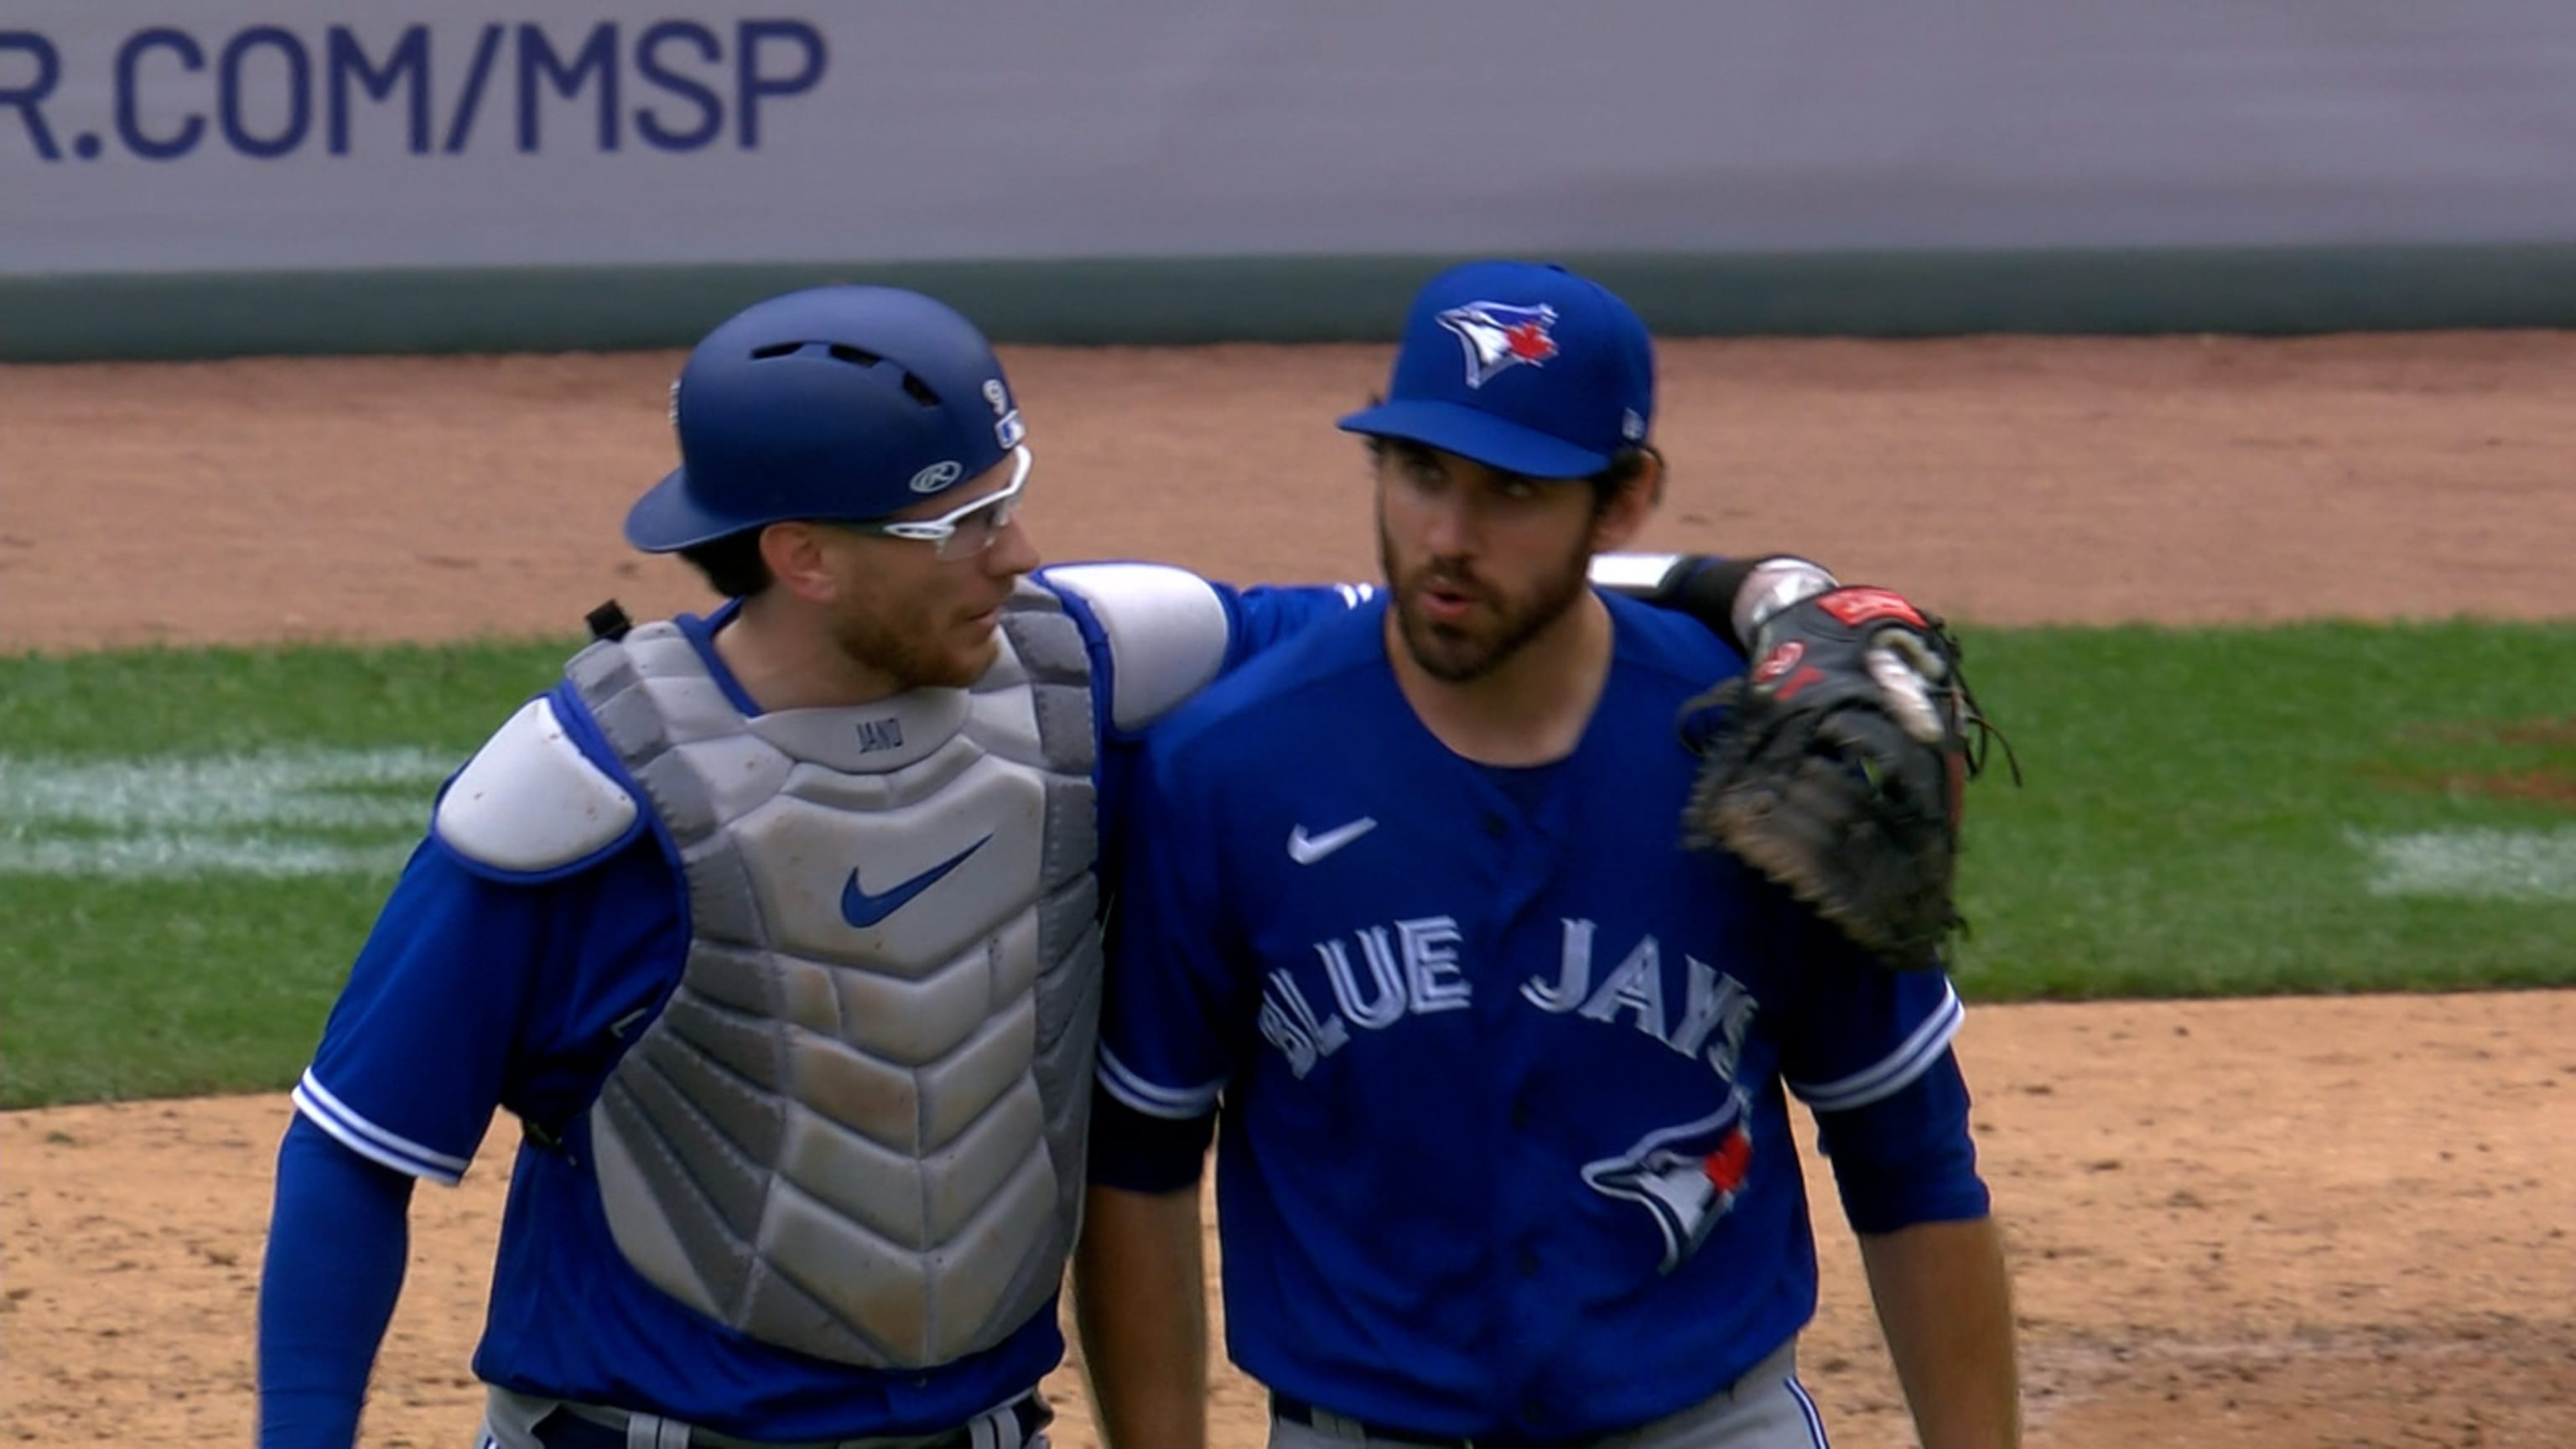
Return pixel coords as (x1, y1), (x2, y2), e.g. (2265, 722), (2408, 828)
(6, 875), (418, 1104)
(2, 623), (2572, 1109)
(0, 639), (577, 754)
(1945, 621), (2576, 1000)
(1, 639), (578, 1107)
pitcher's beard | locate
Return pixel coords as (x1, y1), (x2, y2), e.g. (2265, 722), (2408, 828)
(1381, 530), (1593, 684)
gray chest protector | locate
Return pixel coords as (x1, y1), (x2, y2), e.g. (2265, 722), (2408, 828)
(563, 591), (1101, 1369)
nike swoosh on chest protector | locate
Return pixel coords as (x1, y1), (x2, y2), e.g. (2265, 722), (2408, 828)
(840, 834), (993, 928)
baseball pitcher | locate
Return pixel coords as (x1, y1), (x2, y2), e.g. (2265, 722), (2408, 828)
(1078, 262), (2019, 1449)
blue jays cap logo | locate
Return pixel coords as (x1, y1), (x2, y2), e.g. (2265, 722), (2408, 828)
(1436, 301), (1560, 389)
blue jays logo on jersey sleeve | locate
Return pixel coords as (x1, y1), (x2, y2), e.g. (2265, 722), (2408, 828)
(1436, 301), (1561, 387)
(1580, 1093), (1756, 1275)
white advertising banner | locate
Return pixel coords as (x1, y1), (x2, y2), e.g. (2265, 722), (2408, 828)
(2, 2), (2572, 277)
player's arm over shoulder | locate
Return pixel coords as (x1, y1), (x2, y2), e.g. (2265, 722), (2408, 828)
(1043, 562), (1379, 736)
(1039, 553), (1852, 731)
(1589, 552), (1841, 652)
(430, 685), (646, 880)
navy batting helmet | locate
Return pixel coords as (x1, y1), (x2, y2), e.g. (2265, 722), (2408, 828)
(624, 285), (1028, 553)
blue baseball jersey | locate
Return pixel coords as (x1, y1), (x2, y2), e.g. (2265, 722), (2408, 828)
(1093, 591), (1980, 1442)
(274, 571), (1357, 1443)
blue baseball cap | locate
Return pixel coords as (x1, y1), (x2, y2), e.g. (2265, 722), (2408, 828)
(1338, 260), (1654, 480)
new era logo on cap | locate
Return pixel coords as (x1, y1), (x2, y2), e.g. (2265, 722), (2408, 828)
(1338, 260), (1655, 480)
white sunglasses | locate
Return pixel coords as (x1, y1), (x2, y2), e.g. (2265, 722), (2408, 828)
(852, 446), (1031, 560)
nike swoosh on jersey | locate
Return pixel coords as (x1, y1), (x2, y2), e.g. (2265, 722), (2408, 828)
(1287, 817), (1378, 865)
(841, 834), (992, 928)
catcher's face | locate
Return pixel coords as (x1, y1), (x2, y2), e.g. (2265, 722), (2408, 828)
(794, 454), (1043, 690)
(1374, 443), (1639, 683)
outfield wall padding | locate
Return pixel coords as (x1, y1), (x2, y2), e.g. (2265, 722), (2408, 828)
(7, 247), (2576, 362)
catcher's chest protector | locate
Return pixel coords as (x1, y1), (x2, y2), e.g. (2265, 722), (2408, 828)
(564, 585), (1101, 1369)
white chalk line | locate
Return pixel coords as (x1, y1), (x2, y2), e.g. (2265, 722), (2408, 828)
(0, 748), (451, 878)
(2355, 828), (2576, 902)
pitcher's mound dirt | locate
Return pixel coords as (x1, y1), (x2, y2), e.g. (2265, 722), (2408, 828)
(5, 332), (2574, 1447)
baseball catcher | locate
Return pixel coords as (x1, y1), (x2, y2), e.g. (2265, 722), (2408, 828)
(1679, 576), (2017, 972)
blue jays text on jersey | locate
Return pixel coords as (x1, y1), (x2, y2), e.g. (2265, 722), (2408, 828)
(1091, 590), (1990, 1445)
(260, 567), (1359, 1447)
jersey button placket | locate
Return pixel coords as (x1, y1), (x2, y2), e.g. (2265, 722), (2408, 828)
(1493, 1076), (1556, 1425)
(1475, 807), (1555, 1420)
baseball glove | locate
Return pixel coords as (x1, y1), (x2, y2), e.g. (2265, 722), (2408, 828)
(1678, 586), (2015, 972)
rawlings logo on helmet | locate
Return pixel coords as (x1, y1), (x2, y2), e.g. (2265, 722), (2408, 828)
(908, 460), (963, 493)
(1436, 301), (1560, 388)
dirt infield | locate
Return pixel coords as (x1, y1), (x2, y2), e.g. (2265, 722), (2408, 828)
(6, 333), (2575, 1446)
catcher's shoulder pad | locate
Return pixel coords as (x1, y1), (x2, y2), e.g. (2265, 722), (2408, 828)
(433, 694), (641, 878)
(1041, 562), (1231, 731)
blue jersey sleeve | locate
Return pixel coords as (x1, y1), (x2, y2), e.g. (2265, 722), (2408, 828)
(293, 839), (538, 1182)
(1772, 897), (1966, 1115)
(1042, 566), (1366, 743)
(294, 831), (683, 1184)
(257, 1114), (415, 1448)
(1090, 729), (1246, 1189)
(1224, 583), (1378, 663)
(1768, 894), (1987, 1231)
(1808, 1048), (1990, 1233)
